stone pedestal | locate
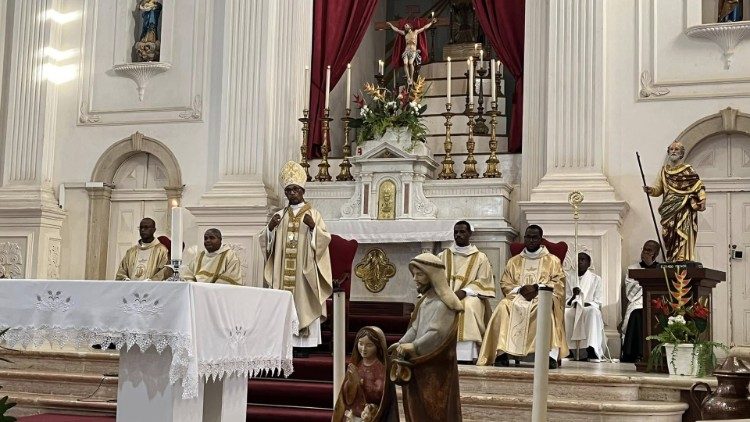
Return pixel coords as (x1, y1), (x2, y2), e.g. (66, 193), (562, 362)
(628, 267), (726, 372)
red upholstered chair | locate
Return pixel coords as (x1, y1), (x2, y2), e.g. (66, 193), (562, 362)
(323, 235), (359, 348)
(509, 239), (568, 262)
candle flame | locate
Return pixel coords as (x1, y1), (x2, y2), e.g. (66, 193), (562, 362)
(171, 199), (178, 207)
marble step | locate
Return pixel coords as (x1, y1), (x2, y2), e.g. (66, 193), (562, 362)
(4, 391), (116, 418)
(0, 348), (119, 375)
(460, 395), (688, 422)
(0, 369), (118, 400)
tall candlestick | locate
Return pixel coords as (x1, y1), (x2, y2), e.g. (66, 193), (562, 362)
(324, 65), (331, 109)
(378, 59), (384, 75)
(171, 203), (183, 261)
(446, 57), (451, 102)
(479, 50), (484, 68)
(345, 63), (351, 106)
(468, 58), (474, 106)
(304, 66), (310, 110)
(491, 59), (496, 102)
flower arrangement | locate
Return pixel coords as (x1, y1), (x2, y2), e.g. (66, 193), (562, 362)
(350, 76), (429, 151)
(646, 270), (726, 376)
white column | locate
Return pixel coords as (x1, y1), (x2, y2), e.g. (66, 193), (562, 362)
(519, 0), (629, 356)
(194, 0), (312, 286)
(0, 1), (66, 279)
(201, 0), (312, 208)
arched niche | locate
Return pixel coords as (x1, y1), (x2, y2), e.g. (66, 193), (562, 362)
(674, 107), (750, 158)
(85, 132), (183, 279)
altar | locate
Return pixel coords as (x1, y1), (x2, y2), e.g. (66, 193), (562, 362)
(0, 280), (298, 422)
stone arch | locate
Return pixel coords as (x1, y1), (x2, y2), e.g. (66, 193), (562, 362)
(674, 107), (750, 158)
(85, 132), (183, 279)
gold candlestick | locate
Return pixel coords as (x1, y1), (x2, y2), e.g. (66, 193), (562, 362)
(438, 103), (457, 179)
(483, 100), (501, 178)
(316, 108), (333, 182)
(337, 108), (354, 181)
(298, 109), (312, 182)
(461, 104), (479, 178)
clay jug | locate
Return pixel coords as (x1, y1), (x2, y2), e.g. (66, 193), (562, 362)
(690, 356), (750, 420)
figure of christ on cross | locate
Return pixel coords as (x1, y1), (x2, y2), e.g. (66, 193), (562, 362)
(379, 17), (444, 86)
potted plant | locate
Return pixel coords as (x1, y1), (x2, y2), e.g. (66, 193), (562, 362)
(350, 76), (429, 153)
(646, 270), (726, 376)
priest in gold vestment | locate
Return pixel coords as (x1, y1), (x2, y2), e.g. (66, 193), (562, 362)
(260, 161), (333, 349)
(477, 225), (568, 368)
(183, 228), (242, 285)
(644, 140), (706, 263)
(438, 220), (494, 363)
(115, 217), (171, 281)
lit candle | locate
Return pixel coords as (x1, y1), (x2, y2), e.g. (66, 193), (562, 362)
(468, 57), (474, 106)
(491, 59), (496, 102)
(324, 65), (331, 110)
(431, 11), (434, 20)
(304, 66), (310, 111)
(346, 63), (351, 108)
(378, 59), (384, 75)
(479, 50), (484, 68)
(446, 57), (452, 103)
(170, 202), (182, 261)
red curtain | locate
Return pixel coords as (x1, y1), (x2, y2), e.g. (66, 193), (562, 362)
(389, 18), (430, 69)
(308, 0), (379, 158)
(473, 0), (525, 153)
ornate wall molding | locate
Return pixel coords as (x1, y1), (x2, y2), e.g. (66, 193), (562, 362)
(47, 239), (61, 279)
(0, 242), (24, 279)
(639, 71), (670, 98)
(675, 107), (750, 157)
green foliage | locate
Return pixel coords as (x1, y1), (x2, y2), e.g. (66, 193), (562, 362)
(351, 79), (430, 152)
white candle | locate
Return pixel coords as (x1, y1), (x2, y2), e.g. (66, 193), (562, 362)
(468, 58), (474, 106)
(479, 50), (484, 68)
(324, 65), (331, 109)
(378, 59), (384, 75)
(304, 66), (310, 111)
(346, 63), (351, 108)
(446, 57), (451, 103)
(171, 204), (183, 261)
(491, 59), (496, 102)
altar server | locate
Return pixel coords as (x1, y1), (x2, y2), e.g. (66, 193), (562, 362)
(565, 252), (606, 361)
(438, 220), (494, 363)
(621, 240), (660, 363)
(260, 161), (333, 350)
(115, 217), (171, 281)
(182, 228), (242, 285)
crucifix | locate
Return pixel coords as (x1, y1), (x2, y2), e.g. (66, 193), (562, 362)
(375, 17), (449, 85)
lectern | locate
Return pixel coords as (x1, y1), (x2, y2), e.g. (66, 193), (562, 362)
(627, 267), (725, 373)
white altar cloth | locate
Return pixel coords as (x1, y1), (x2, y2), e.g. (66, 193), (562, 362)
(0, 280), (298, 400)
(327, 219), (454, 243)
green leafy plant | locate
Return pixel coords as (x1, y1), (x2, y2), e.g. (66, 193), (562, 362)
(350, 76), (429, 151)
(646, 270), (727, 377)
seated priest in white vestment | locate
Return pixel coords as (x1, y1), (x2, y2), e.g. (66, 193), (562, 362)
(260, 161), (333, 353)
(115, 217), (171, 281)
(565, 252), (605, 361)
(182, 228), (242, 285)
(621, 239), (660, 363)
(477, 225), (568, 369)
(438, 220), (494, 363)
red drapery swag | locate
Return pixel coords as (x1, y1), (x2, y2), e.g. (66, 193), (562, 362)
(308, 0), (379, 158)
(473, 0), (525, 153)
(389, 18), (430, 69)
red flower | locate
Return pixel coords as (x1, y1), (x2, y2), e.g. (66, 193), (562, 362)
(399, 86), (409, 107)
(651, 297), (671, 316)
(353, 92), (365, 108)
(691, 302), (710, 319)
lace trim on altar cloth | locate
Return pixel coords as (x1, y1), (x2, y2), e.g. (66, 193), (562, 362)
(199, 356), (295, 381)
(0, 325), (200, 399)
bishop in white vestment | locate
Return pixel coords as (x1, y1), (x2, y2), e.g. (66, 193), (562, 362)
(183, 228), (242, 285)
(437, 221), (494, 362)
(260, 161), (333, 348)
(565, 252), (605, 360)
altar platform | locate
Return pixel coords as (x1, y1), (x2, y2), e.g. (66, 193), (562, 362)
(1, 348), (716, 421)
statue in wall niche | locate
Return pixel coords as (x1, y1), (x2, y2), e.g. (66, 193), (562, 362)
(719, 0), (743, 22)
(333, 326), (399, 422)
(134, 0), (162, 62)
(643, 141), (707, 263)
